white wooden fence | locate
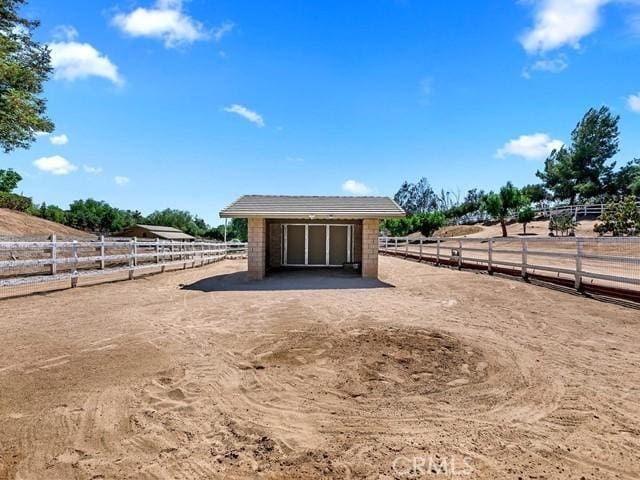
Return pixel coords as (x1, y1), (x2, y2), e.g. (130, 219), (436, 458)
(379, 235), (640, 300)
(0, 236), (247, 298)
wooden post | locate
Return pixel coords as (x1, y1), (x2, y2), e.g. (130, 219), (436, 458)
(458, 239), (462, 270)
(521, 238), (528, 279)
(128, 238), (134, 280)
(436, 239), (441, 266)
(99, 235), (105, 270)
(419, 239), (423, 261)
(405, 237), (409, 257)
(488, 238), (493, 275)
(71, 240), (78, 288)
(155, 238), (160, 264)
(394, 238), (398, 255)
(182, 241), (187, 269)
(575, 238), (584, 291)
(50, 234), (57, 275)
(385, 237), (388, 251)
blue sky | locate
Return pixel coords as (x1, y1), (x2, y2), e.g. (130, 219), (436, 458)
(6, 0), (640, 225)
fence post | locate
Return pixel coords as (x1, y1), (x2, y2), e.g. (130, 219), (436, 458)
(183, 241), (187, 269)
(71, 240), (78, 288)
(521, 238), (528, 280)
(458, 239), (463, 270)
(575, 238), (584, 291)
(128, 238), (135, 280)
(436, 239), (441, 266)
(419, 239), (423, 261)
(488, 238), (493, 275)
(50, 234), (57, 276)
(155, 238), (160, 264)
(394, 238), (398, 255)
(405, 238), (409, 257)
(385, 237), (388, 252)
(99, 235), (105, 270)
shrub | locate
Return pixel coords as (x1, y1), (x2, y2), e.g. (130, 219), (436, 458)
(594, 196), (640, 236)
(549, 213), (578, 237)
(0, 192), (33, 212)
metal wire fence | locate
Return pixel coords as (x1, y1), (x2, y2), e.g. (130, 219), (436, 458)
(379, 235), (640, 301)
(0, 235), (247, 299)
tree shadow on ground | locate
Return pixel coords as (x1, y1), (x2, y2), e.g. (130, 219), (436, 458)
(181, 268), (395, 292)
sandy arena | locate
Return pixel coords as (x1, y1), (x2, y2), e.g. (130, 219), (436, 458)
(0, 256), (639, 479)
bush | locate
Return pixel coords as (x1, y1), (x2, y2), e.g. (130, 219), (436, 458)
(549, 213), (578, 237)
(0, 192), (33, 212)
(412, 211), (446, 237)
(594, 196), (640, 236)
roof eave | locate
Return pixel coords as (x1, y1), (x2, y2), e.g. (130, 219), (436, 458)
(219, 211), (405, 219)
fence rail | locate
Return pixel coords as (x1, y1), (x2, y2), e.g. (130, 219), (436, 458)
(0, 236), (247, 299)
(379, 235), (640, 301)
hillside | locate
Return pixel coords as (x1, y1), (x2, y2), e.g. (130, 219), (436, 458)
(0, 208), (93, 238)
(434, 219), (600, 238)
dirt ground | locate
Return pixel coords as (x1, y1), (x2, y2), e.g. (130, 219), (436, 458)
(1, 257), (639, 479)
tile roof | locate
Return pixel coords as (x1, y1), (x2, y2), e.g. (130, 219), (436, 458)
(220, 195), (405, 219)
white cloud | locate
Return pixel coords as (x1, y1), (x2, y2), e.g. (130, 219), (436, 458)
(627, 93), (640, 113)
(114, 176), (130, 186)
(50, 133), (68, 145)
(52, 25), (78, 41)
(213, 21), (235, 42)
(496, 133), (564, 161)
(522, 54), (568, 78)
(341, 179), (371, 195)
(33, 155), (78, 175)
(520, 0), (611, 54)
(223, 104), (265, 127)
(112, 0), (207, 48)
(49, 30), (123, 85)
(83, 165), (103, 174)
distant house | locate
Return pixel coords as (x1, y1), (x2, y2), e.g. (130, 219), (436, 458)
(117, 224), (195, 241)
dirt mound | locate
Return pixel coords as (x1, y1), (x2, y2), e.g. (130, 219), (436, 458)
(0, 208), (92, 238)
(434, 225), (484, 237)
(258, 327), (487, 399)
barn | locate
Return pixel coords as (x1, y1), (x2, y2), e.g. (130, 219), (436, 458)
(117, 224), (195, 241)
(219, 195), (405, 279)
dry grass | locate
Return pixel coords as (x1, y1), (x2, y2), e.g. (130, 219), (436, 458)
(0, 257), (639, 479)
(0, 208), (91, 238)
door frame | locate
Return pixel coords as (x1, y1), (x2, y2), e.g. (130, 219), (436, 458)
(282, 223), (354, 267)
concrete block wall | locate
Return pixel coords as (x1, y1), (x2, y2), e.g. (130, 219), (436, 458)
(248, 218), (266, 279)
(361, 218), (379, 279)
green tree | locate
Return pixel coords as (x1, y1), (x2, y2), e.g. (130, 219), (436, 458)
(412, 211), (446, 237)
(521, 184), (548, 206)
(517, 206), (536, 235)
(482, 182), (525, 237)
(145, 209), (210, 237)
(610, 159), (640, 197)
(0, 0), (54, 152)
(393, 177), (439, 214)
(0, 168), (22, 192)
(537, 106), (619, 204)
(594, 196), (640, 237)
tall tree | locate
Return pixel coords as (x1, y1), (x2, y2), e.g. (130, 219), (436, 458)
(0, 0), (54, 152)
(537, 106), (619, 204)
(393, 177), (439, 214)
(482, 182), (525, 237)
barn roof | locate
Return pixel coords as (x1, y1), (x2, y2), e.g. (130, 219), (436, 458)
(126, 224), (195, 240)
(220, 195), (405, 219)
